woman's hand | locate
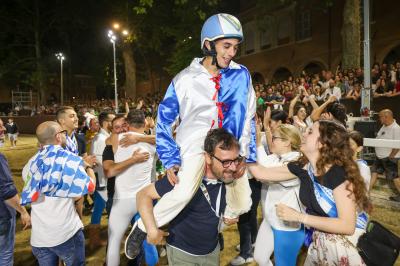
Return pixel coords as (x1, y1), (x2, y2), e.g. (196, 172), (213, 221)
(263, 106), (271, 130)
(276, 203), (303, 223)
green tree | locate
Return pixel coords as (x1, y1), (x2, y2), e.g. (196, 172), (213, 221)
(109, 0), (231, 99)
(0, 0), (108, 103)
(341, 0), (361, 69)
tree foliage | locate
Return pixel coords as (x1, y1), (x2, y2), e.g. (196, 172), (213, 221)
(127, 0), (234, 76)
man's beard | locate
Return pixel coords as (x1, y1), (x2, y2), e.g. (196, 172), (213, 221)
(210, 163), (236, 184)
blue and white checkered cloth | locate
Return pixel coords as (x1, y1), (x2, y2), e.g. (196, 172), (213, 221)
(20, 145), (94, 205)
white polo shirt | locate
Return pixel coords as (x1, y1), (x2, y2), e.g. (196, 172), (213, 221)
(375, 120), (400, 159)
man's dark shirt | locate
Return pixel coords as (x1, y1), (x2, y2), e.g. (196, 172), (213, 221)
(5, 123), (18, 134)
(155, 175), (226, 255)
(76, 133), (86, 156)
(0, 153), (17, 219)
(102, 145), (115, 200)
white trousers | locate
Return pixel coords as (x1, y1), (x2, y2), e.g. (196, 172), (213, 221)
(254, 219), (274, 266)
(137, 153), (252, 231)
(106, 197), (137, 266)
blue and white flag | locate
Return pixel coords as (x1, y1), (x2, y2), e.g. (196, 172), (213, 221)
(20, 145), (94, 205)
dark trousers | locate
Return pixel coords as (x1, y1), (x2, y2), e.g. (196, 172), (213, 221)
(238, 178), (262, 259)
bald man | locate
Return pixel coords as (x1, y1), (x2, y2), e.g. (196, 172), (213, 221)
(370, 109), (400, 202)
(21, 121), (96, 265)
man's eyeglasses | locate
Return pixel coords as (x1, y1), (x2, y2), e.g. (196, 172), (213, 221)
(210, 154), (244, 168)
(55, 129), (67, 136)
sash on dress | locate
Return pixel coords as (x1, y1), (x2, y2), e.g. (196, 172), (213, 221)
(307, 164), (368, 229)
(20, 145), (94, 205)
(304, 164), (368, 245)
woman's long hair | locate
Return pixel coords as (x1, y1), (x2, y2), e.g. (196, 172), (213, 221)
(302, 120), (370, 211)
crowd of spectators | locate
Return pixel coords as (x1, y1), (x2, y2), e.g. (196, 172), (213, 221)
(2, 61), (400, 119)
(1, 62), (400, 266)
(2, 92), (163, 119)
(254, 61), (400, 114)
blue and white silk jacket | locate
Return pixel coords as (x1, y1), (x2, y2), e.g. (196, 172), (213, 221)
(156, 58), (257, 169)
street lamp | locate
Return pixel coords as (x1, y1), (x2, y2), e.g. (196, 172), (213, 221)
(55, 53), (65, 105)
(107, 30), (118, 113)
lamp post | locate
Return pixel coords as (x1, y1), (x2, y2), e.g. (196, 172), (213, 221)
(55, 53), (65, 105)
(107, 30), (118, 113)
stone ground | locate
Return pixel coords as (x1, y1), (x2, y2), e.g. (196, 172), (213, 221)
(1, 135), (399, 266)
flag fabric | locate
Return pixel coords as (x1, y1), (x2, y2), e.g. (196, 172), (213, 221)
(20, 145), (94, 205)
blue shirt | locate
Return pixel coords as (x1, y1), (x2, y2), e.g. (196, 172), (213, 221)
(0, 153), (17, 219)
(155, 176), (226, 255)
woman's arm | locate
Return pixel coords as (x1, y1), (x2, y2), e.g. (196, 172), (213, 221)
(248, 163), (297, 182)
(124, 101), (130, 115)
(276, 181), (357, 235)
(308, 94), (319, 110)
(262, 107), (273, 149)
(345, 89), (354, 99)
(310, 95), (336, 122)
(288, 95), (299, 119)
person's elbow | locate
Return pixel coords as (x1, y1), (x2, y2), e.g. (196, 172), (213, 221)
(310, 110), (319, 121)
(338, 218), (356, 235)
(103, 167), (115, 178)
(342, 223), (356, 235)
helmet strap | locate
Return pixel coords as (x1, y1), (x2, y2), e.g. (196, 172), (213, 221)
(202, 41), (223, 69)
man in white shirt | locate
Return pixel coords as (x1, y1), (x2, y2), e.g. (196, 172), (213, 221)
(107, 110), (154, 266)
(88, 111), (115, 250)
(323, 79), (342, 100)
(370, 109), (400, 202)
(23, 121), (96, 265)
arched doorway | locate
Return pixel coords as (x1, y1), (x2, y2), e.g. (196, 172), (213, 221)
(252, 72), (265, 85)
(383, 44), (400, 65)
(303, 62), (324, 76)
(272, 67), (292, 82)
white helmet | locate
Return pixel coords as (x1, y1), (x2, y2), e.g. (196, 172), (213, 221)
(200, 13), (243, 49)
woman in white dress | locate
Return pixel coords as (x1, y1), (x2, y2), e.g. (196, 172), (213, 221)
(254, 124), (305, 266)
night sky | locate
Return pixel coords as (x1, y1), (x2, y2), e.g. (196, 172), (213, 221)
(0, 0), (240, 92)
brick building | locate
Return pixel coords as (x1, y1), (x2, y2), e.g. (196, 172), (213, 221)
(236, 0), (400, 83)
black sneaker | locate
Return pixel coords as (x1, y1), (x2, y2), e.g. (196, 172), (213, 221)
(125, 222), (147, 259)
(389, 195), (400, 202)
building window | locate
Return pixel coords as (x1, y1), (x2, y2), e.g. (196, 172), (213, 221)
(244, 25), (255, 54)
(277, 15), (290, 45)
(260, 29), (271, 50)
(259, 16), (273, 50)
(296, 10), (311, 41)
